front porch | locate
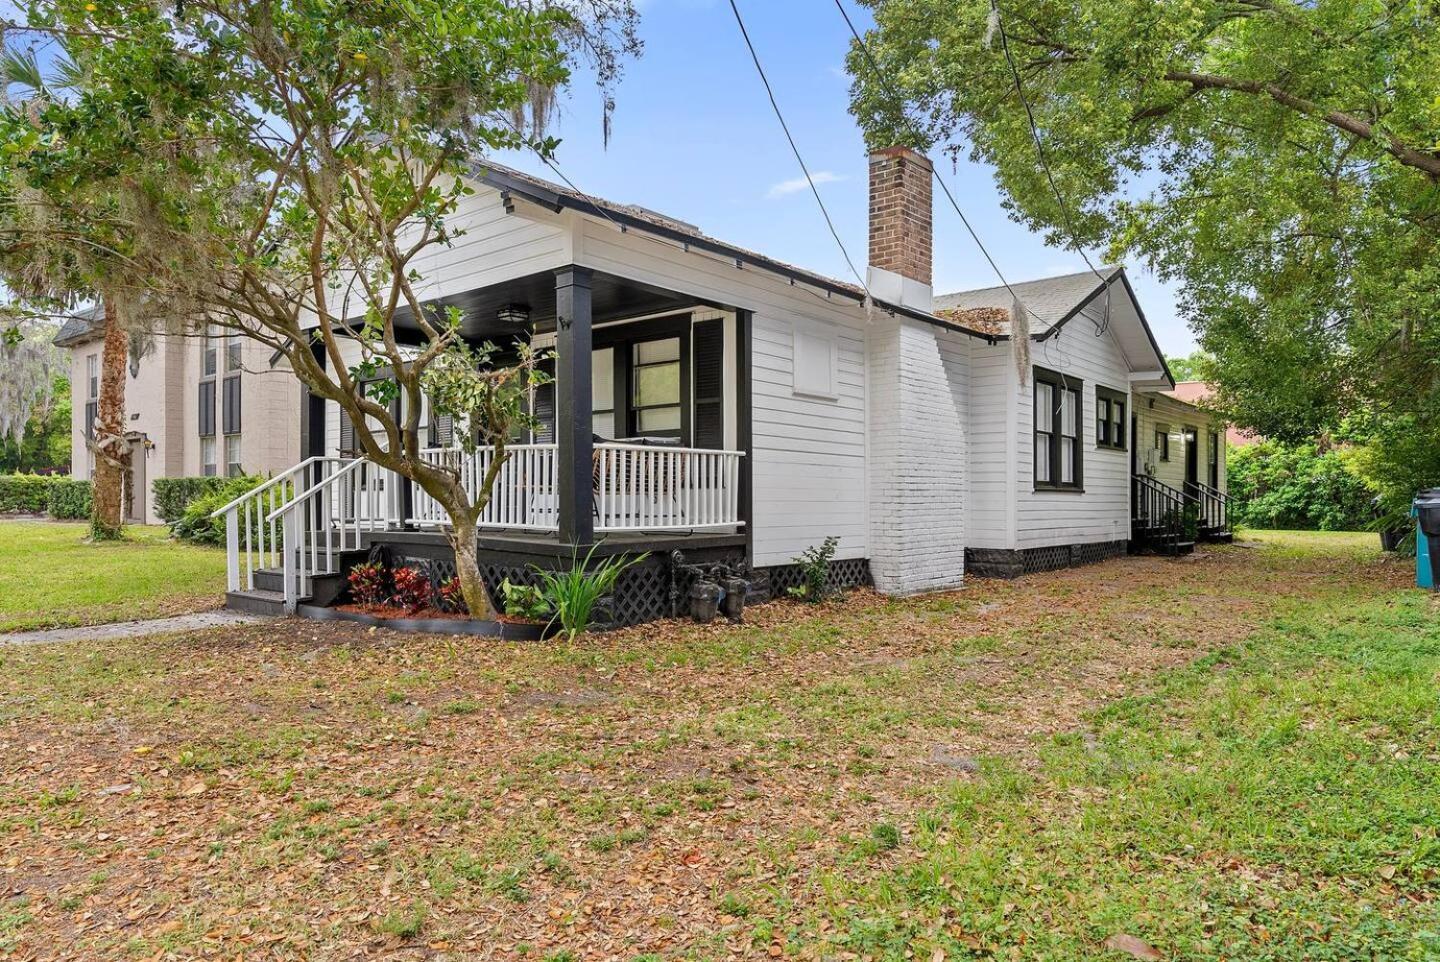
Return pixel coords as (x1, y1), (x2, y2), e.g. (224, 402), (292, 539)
(221, 263), (756, 620)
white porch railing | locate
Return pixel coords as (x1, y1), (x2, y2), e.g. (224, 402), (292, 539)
(228, 442), (744, 614)
(593, 443), (744, 532)
(211, 456), (348, 593)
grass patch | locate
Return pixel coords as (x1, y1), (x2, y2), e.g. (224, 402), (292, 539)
(0, 521), (226, 631)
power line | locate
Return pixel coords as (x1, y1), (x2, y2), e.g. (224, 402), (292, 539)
(726, 0), (871, 297)
(989, 0), (1111, 334)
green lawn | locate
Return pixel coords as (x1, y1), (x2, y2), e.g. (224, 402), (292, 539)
(0, 521), (227, 631)
(0, 530), (1434, 959)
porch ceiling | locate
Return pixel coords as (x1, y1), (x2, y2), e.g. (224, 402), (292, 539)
(394, 269), (714, 342)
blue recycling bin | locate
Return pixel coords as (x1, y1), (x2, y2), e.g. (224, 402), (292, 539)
(1413, 489), (1440, 590)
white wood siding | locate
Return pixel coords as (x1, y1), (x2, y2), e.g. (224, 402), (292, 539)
(1015, 327), (1134, 548)
(966, 342), (1016, 549)
(574, 217), (870, 567)
(1133, 393), (1227, 495)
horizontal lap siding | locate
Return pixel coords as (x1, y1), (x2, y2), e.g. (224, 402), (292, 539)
(966, 343), (1014, 548)
(406, 188), (569, 303)
(1017, 328), (1133, 548)
(576, 220), (870, 567)
(1134, 393), (1226, 494)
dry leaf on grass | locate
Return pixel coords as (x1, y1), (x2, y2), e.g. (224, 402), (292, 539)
(1102, 933), (1163, 960)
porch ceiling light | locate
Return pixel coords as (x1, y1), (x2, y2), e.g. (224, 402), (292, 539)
(497, 304), (530, 327)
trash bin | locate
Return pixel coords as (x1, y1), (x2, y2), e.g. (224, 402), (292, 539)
(1413, 489), (1440, 590)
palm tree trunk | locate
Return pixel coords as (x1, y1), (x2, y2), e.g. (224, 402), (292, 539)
(89, 293), (128, 539)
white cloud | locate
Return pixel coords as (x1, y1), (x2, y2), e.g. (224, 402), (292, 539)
(767, 171), (845, 199)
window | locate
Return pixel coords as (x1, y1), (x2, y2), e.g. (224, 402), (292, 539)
(1207, 431), (1220, 487)
(1154, 425), (1171, 462)
(202, 325), (218, 377)
(225, 434), (242, 477)
(199, 381), (216, 437)
(592, 347), (616, 439)
(1096, 386), (1127, 450)
(793, 329), (837, 398)
(1034, 367), (1082, 490)
(224, 332), (242, 372)
(631, 337), (681, 436)
(201, 436), (217, 476)
(84, 353), (99, 440)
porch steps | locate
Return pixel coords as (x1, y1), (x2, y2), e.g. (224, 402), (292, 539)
(225, 588), (289, 617)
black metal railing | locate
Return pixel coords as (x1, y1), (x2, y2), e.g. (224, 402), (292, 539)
(1191, 481), (1232, 533)
(1133, 475), (1189, 550)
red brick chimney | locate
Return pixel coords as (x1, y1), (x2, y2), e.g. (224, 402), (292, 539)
(867, 146), (933, 310)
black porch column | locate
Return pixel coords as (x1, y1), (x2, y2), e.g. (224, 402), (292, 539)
(555, 266), (595, 547)
(300, 338), (327, 459)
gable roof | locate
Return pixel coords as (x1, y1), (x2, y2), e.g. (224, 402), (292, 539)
(934, 266), (1174, 388)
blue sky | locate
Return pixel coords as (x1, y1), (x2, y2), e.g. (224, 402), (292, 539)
(494, 0), (1197, 356)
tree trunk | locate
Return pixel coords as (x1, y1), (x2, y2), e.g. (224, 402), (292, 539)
(89, 294), (128, 540)
(445, 519), (495, 619)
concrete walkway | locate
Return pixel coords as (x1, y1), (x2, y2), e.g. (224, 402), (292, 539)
(2, 610), (268, 647)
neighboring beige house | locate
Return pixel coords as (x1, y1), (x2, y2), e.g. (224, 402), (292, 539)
(54, 310), (302, 525)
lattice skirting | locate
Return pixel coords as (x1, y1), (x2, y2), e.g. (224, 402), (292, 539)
(761, 558), (873, 597)
(382, 543), (746, 629)
(965, 541), (1129, 579)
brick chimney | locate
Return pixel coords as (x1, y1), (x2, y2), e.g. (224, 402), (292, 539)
(867, 146), (933, 312)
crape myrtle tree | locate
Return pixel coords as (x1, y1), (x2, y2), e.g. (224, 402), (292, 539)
(3, 0), (639, 615)
(846, 0), (1440, 516)
(0, 46), (136, 538)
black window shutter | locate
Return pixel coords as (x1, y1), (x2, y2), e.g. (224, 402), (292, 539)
(198, 381), (216, 437)
(532, 358), (556, 443)
(692, 319), (724, 449)
(428, 413), (454, 447)
(339, 407), (356, 456)
(222, 375), (241, 434)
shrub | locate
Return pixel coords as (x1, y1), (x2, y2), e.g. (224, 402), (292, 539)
(499, 577), (549, 620)
(46, 479), (92, 520)
(347, 562), (389, 606)
(390, 566), (431, 612)
(153, 477), (232, 523)
(436, 577), (468, 614)
(170, 474), (267, 545)
(533, 546), (647, 641)
(787, 536), (839, 602)
(0, 474), (58, 513)
(1227, 441), (1375, 531)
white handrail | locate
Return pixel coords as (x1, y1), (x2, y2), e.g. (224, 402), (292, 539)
(215, 456), (349, 594)
(267, 457), (389, 613)
(209, 456), (333, 519)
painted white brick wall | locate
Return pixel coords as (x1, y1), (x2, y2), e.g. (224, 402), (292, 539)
(867, 316), (969, 594)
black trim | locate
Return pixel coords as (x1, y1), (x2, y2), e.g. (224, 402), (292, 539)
(1033, 366), (1083, 491)
(1095, 385), (1127, 451)
(554, 265), (595, 547)
(222, 374), (242, 436)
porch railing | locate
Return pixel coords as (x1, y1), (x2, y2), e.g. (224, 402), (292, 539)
(1133, 474), (1188, 550)
(211, 456), (348, 592)
(1191, 480), (1232, 532)
(411, 442), (745, 533)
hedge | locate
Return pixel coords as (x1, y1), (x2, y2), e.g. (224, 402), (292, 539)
(1227, 440), (1376, 531)
(170, 474), (268, 545)
(0, 474), (92, 518)
(46, 479), (92, 519)
(153, 476), (233, 523)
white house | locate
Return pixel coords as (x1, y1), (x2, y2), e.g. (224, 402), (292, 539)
(60, 146), (1228, 620)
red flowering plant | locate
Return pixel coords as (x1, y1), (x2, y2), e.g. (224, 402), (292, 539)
(347, 562), (389, 607)
(390, 566), (432, 613)
(436, 577), (468, 615)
